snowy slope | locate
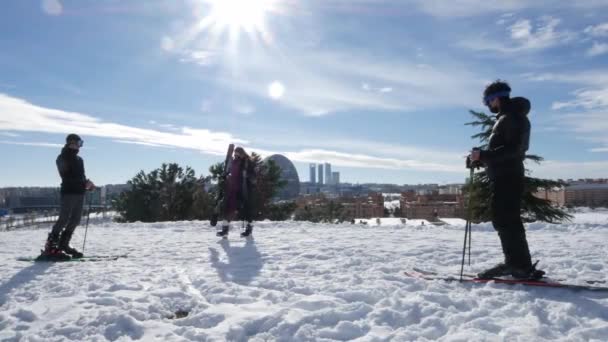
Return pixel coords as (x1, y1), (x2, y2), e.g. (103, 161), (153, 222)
(1, 213), (607, 341)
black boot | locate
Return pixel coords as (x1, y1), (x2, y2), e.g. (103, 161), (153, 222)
(210, 213), (219, 227)
(510, 261), (545, 280)
(61, 244), (84, 258)
(216, 225), (229, 237)
(477, 263), (511, 279)
(59, 231), (84, 258)
(39, 233), (71, 261)
(240, 223), (253, 237)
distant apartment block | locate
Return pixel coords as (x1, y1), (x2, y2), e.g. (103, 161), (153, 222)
(400, 191), (465, 220)
(536, 183), (608, 207)
(296, 192), (384, 219)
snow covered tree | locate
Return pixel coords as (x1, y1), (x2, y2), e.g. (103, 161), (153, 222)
(465, 110), (572, 223)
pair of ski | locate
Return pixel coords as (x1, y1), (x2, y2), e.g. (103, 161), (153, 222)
(18, 254), (128, 263)
(405, 267), (608, 292)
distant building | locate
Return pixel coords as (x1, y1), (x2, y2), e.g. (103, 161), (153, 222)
(534, 188), (565, 206)
(309, 164), (316, 184)
(332, 172), (340, 185)
(317, 164), (324, 185)
(565, 184), (608, 207)
(324, 163), (332, 185)
(264, 154), (301, 201)
(438, 185), (462, 195)
(534, 183), (608, 207)
(296, 192), (384, 219)
(340, 193), (384, 218)
(400, 192), (464, 220)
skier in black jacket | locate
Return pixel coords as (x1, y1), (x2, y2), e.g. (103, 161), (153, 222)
(41, 134), (95, 260)
(468, 80), (544, 280)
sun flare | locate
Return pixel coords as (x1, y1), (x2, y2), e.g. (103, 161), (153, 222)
(206, 0), (276, 34)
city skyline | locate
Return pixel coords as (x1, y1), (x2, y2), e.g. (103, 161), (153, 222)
(1, 1), (608, 187)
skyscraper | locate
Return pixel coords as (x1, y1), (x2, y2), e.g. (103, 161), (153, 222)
(332, 172), (340, 185)
(309, 163), (316, 184)
(318, 164), (324, 185)
(324, 163), (332, 185)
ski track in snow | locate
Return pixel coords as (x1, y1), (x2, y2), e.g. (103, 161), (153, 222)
(0, 212), (607, 341)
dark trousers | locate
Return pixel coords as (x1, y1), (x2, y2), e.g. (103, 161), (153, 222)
(222, 191), (253, 223)
(50, 194), (85, 245)
(490, 176), (532, 269)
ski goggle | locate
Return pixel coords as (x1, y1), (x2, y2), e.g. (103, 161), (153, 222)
(69, 139), (84, 147)
(483, 91), (510, 106)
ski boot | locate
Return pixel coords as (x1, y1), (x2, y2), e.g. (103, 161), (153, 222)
(240, 223), (253, 238)
(477, 263), (511, 279)
(210, 213), (219, 227)
(37, 233), (71, 261)
(510, 261), (545, 280)
(59, 231), (84, 258)
(216, 222), (229, 238)
(61, 245), (84, 258)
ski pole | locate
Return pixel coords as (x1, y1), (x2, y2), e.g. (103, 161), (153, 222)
(82, 191), (93, 254)
(460, 167), (475, 281)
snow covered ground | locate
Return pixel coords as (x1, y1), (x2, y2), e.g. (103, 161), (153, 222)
(1, 211), (607, 341)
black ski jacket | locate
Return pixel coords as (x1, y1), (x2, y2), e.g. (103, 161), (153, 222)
(480, 97), (531, 180)
(56, 146), (87, 195)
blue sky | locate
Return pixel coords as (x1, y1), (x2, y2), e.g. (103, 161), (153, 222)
(1, 0), (608, 187)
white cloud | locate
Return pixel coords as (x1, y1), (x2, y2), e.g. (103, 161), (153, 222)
(0, 93), (245, 156)
(586, 42), (608, 57)
(510, 19), (533, 40)
(0, 93), (464, 173)
(201, 100), (213, 113)
(234, 104), (255, 115)
(209, 48), (483, 116)
(284, 149), (462, 172)
(460, 16), (575, 53)
(523, 71), (608, 86)
(406, 0), (608, 17)
(553, 88), (608, 110)
(408, 0), (532, 17)
(312, 0), (607, 18)
(530, 160), (608, 179)
(162, 3), (485, 116)
(160, 36), (175, 52)
(41, 0), (63, 16)
(584, 22), (608, 37)
(526, 71), (608, 152)
(0, 140), (63, 148)
(0, 132), (20, 137)
(178, 50), (216, 66)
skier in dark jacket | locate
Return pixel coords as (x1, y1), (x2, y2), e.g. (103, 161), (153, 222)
(217, 146), (257, 238)
(468, 80), (544, 280)
(41, 134), (95, 260)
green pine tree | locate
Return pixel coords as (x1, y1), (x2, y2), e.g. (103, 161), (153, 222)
(465, 110), (572, 223)
(113, 163), (207, 222)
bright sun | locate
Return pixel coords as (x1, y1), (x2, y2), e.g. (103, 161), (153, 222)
(206, 0), (275, 34)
